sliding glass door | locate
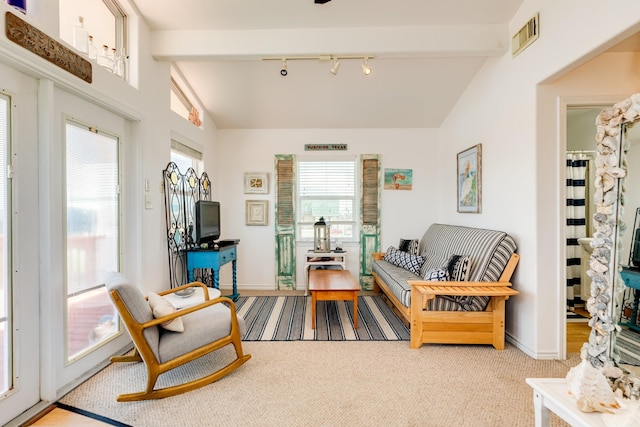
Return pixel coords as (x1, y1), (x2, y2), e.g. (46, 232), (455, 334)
(0, 91), (11, 405)
(0, 66), (40, 426)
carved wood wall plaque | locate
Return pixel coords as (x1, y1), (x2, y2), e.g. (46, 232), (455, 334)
(5, 12), (92, 83)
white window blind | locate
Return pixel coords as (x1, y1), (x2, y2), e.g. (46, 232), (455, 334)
(297, 158), (357, 242)
(66, 121), (119, 295)
(171, 139), (202, 174)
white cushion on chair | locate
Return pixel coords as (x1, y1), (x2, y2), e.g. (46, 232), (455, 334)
(147, 292), (184, 332)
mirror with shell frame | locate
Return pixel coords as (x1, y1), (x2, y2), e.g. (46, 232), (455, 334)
(584, 94), (640, 390)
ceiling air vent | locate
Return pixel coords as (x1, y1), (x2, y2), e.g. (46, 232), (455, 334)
(512, 13), (539, 57)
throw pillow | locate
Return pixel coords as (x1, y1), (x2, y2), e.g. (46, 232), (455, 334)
(147, 292), (184, 332)
(398, 238), (419, 255)
(444, 254), (471, 282)
(383, 246), (425, 276)
(423, 268), (449, 281)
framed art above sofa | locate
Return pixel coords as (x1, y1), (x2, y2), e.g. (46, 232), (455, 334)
(457, 144), (482, 213)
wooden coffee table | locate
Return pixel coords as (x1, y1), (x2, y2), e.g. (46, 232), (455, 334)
(308, 269), (360, 329)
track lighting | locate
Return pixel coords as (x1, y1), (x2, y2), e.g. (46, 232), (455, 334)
(264, 55), (374, 77)
(330, 58), (340, 75)
(362, 57), (372, 76)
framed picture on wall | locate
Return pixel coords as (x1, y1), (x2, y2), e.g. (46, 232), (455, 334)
(246, 200), (268, 226)
(457, 144), (482, 213)
(244, 172), (269, 194)
(383, 168), (413, 190)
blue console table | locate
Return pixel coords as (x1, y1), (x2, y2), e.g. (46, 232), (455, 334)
(620, 267), (640, 332)
(186, 244), (239, 301)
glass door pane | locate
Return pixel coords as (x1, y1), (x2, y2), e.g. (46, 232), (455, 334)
(65, 121), (119, 362)
(0, 94), (10, 394)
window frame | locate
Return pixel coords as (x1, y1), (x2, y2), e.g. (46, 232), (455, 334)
(296, 155), (359, 243)
(63, 118), (122, 363)
(171, 139), (203, 175)
(170, 65), (204, 127)
(58, 0), (128, 79)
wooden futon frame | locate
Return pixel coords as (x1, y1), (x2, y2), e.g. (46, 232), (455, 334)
(373, 253), (520, 350)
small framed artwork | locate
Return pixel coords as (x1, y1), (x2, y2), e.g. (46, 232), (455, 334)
(383, 168), (413, 190)
(457, 144), (482, 213)
(246, 200), (268, 226)
(244, 172), (269, 194)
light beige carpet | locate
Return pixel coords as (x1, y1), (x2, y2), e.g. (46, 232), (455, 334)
(61, 341), (579, 426)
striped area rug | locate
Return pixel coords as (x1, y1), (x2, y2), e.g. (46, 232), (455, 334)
(235, 295), (410, 341)
(617, 327), (640, 365)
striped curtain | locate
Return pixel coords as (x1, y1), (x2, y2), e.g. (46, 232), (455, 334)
(566, 154), (588, 308)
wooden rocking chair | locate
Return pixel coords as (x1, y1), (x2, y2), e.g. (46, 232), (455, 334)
(105, 272), (251, 402)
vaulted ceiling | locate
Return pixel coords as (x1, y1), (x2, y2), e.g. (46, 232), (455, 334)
(131, 0), (529, 129)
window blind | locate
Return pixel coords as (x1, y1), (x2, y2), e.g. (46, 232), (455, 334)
(298, 160), (355, 197)
(297, 158), (357, 241)
(171, 139), (202, 161)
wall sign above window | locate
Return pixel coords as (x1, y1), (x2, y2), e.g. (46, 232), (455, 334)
(304, 144), (347, 151)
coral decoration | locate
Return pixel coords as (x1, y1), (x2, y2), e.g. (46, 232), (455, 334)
(189, 107), (202, 127)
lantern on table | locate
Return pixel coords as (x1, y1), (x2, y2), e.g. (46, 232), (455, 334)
(313, 217), (330, 253)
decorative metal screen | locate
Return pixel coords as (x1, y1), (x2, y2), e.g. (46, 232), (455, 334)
(163, 162), (211, 288)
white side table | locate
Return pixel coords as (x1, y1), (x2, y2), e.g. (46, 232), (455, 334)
(163, 287), (222, 310)
(526, 378), (608, 427)
(303, 251), (347, 295)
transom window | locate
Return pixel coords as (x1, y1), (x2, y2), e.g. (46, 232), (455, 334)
(170, 65), (204, 127)
(297, 157), (357, 243)
(59, 0), (127, 73)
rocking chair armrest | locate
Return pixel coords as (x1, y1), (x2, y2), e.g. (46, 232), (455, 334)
(140, 296), (237, 330)
(157, 281), (209, 299)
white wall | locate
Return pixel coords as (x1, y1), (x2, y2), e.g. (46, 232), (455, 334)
(439, 0), (640, 358)
(215, 128), (439, 289)
(567, 109), (599, 152)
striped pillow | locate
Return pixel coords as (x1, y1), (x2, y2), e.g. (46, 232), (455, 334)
(445, 254), (470, 281)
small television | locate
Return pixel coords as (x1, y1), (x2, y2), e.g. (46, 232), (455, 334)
(195, 200), (221, 245)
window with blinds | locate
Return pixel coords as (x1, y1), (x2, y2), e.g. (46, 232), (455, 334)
(297, 157), (357, 242)
(171, 139), (202, 174)
(65, 120), (120, 359)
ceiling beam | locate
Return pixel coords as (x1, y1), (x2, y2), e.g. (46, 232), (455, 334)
(150, 25), (508, 61)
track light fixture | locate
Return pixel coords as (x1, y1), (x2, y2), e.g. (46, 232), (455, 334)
(264, 55), (374, 77)
(330, 58), (340, 75)
(362, 57), (372, 76)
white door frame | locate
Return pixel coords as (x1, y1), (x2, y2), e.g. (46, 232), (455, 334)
(558, 95), (624, 360)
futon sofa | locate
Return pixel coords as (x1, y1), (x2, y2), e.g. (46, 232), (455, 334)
(372, 223), (519, 349)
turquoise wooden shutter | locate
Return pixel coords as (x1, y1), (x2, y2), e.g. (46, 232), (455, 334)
(274, 155), (296, 290)
(359, 155), (381, 289)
